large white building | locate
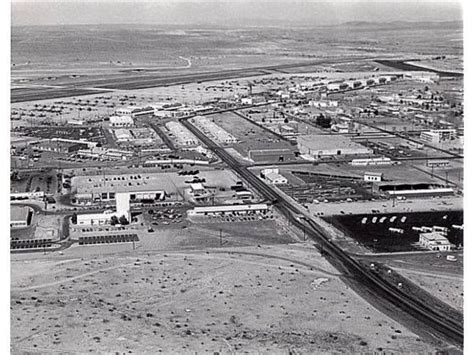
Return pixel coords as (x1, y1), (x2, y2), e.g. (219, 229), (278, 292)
(191, 116), (238, 144)
(165, 121), (199, 146)
(77, 212), (114, 226)
(10, 206), (32, 229)
(76, 192), (132, 226)
(419, 232), (453, 251)
(72, 173), (166, 203)
(297, 135), (373, 159)
(188, 204), (271, 217)
(260, 168), (288, 185)
(109, 115), (134, 127)
(419, 129), (456, 145)
(364, 172), (383, 182)
(350, 157), (393, 166)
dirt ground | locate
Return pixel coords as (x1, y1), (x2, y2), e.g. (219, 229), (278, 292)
(394, 267), (463, 312)
(11, 242), (438, 354)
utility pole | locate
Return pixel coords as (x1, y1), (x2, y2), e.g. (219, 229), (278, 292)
(219, 229), (222, 247)
(303, 218), (306, 241)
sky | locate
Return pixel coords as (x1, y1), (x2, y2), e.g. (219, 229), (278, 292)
(11, 1), (463, 27)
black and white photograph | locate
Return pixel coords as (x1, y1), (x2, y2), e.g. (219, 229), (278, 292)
(6, 0), (468, 353)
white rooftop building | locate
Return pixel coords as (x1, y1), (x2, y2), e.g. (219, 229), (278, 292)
(260, 168), (288, 185)
(109, 115), (134, 127)
(419, 232), (453, 251)
(165, 121), (199, 146)
(191, 116), (238, 144)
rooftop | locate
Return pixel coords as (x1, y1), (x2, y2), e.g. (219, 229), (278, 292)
(11, 206), (31, 222)
(297, 134), (371, 151)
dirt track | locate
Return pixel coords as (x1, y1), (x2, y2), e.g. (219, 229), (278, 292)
(11, 244), (435, 354)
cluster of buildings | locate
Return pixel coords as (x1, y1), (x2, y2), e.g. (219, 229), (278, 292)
(190, 116), (238, 144)
(114, 127), (158, 146)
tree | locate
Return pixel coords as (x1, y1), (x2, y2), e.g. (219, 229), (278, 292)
(110, 215), (119, 226)
(71, 213), (77, 224)
(119, 215), (129, 225)
(315, 114), (331, 128)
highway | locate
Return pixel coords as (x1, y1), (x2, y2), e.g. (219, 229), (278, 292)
(180, 117), (463, 347)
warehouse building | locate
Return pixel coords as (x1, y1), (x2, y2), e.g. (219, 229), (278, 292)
(350, 157), (393, 166)
(116, 106), (155, 118)
(109, 115), (134, 127)
(114, 129), (133, 142)
(10, 206), (32, 229)
(191, 116), (238, 144)
(260, 168), (288, 185)
(165, 121), (199, 146)
(364, 172), (383, 182)
(72, 173), (166, 204)
(188, 204), (271, 217)
(11, 191), (45, 201)
(419, 232), (453, 251)
(248, 148), (295, 163)
(77, 212), (114, 226)
(426, 159), (451, 168)
(34, 139), (89, 153)
(297, 135), (373, 159)
(420, 129), (456, 145)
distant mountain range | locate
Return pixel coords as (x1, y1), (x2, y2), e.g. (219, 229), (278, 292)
(12, 2), (462, 27)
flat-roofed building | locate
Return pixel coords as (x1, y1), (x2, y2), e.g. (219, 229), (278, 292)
(34, 139), (88, 153)
(350, 157), (392, 166)
(364, 172), (383, 182)
(297, 134), (373, 159)
(420, 129), (456, 145)
(188, 204), (271, 217)
(72, 173), (166, 203)
(165, 121), (199, 146)
(10, 206), (32, 229)
(260, 168), (288, 185)
(109, 115), (134, 127)
(191, 116), (238, 144)
(419, 232), (453, 251)
(426, 159), (451, 168)
(248, 148), (295, 163)
(77, 212), (115, 226)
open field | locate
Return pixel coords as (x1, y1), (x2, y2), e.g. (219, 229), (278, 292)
(11, 243), (437, 354)
(394, 268), (463, 312)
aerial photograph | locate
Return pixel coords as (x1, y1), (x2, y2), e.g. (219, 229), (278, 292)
(9, 0), (464, 353)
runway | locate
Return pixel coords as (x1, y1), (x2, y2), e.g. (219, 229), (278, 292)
(11, 56), (374, 103)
